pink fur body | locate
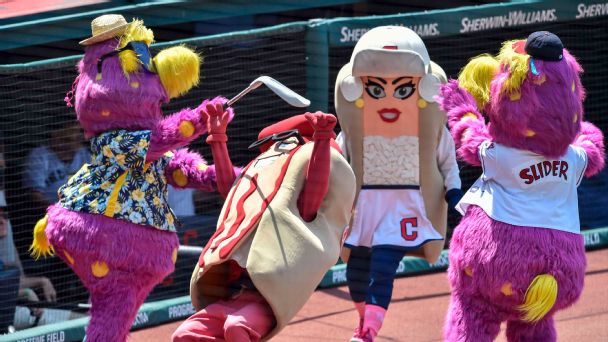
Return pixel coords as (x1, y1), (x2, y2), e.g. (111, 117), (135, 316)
(46, 204), (178, 341)
(439, 40), (605, 342)
(446, 206), (585, 341)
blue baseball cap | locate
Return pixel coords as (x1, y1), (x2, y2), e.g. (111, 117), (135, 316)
(525, 31), (563, 61)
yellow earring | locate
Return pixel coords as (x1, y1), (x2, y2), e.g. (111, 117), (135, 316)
(355, 98), (365, 108)
(417, 99), (427, 109)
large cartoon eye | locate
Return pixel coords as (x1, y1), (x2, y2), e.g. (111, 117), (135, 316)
(364, 81), (386, 99)
(393, 82), (416, 100)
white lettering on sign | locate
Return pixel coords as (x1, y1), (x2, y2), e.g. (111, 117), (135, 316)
(396, 261), (406, 273)
(132, 311), (149, 327)
(460, 9), (557, 33)
(584, 232), (600, 246)
(576, 3), (608, 19)
(17, 336), (45, 342)
(45, 332), (65, 342)
(339, 23), (440, 43)
(430, 253), (450, 268)
(168, 303), (196, 319)
(332, 268), (347, 283)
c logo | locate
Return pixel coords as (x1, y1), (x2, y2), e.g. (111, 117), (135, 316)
(400, 217), (418, 241)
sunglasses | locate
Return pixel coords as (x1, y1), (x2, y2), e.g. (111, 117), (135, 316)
(96, 41), (155, 79)
(248, 129), (306, 151)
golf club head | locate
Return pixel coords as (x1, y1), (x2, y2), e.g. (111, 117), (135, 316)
(227, 76), (310, 107)
(254, 76), (310, 107)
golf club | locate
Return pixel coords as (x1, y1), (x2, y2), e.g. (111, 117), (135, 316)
(227, 76), (310, 108)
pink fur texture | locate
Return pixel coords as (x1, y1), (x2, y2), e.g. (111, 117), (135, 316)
(439, 35), (605, 342)
(165, 148), (241, 192)
(446, 207), (585, 342)
(46, 204), (179, 342)
(438, 80), (491, 166)
(487, 49), (585, 158)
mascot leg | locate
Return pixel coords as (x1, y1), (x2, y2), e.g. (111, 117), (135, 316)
(506, 317), (556, 342)
(45, 207), (178, 342)
(86, 273), (159, 341)
(173, 290), (274, 342)
(444, 293), (501, 342)
(346, 247), (371, 341)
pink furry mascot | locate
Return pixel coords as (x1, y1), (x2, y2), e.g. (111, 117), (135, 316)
(29, 14), (237, 341)
(438, 31), (605, 341)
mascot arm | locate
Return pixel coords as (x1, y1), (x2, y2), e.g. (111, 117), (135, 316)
(204, 99), (237, 199)
(437, 127), (464, 210)
(574, 121), (605, 177)
(297, 112), (337, 222)
(437, 127), (462, 191)
(164, 149), (240, 193)
(438, 80), (490, 167)
(147, 97), (230, 162)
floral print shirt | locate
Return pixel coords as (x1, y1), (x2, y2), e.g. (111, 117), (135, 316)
(58, 130), (177, 232)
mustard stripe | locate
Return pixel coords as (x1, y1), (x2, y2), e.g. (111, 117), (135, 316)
(104, 171), (128, 217)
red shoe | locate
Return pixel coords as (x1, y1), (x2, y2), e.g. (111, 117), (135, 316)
(349, 318), (364, 342)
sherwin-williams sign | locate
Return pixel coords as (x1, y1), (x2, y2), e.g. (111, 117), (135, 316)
(327, 1), (608, 46)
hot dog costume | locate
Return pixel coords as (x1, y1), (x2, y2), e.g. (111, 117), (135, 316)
(174, 113), (356, 341)
(438, 31), (605, 341)
(29, 14), (238, 342)
(334, 26), (462, 342)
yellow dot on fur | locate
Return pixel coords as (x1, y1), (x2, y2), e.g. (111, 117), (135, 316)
(130, 81), (140, 89)
(573, 113), (578, 123)
(533, 75), (546, 85)
(95, 73), (102, 81)
(572, 82), (576, 92)
(525, 129), (536, 137)
(461, 113), (478, 122)
(101, 110), (111, 117)
(179, 121), (195, 138)
(197, 162), (208, 171)
(509, 92), (521, 101)
(64, 251), (75, 265)
(172, 169), (188, 187)
(462, 128), (472, 141)
(464, 267), (473, 277)
(172, 248), (178, 264)
(417, 98), (427, 109)
(501, 282), (513, 296)
(91, 261), (109, 278)
(355, 98), (365, 108)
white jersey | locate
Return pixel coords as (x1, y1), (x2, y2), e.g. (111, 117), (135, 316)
(457, 141), (588, 234)
(337, 128), (459, 248)
(344, 188), (443, 249)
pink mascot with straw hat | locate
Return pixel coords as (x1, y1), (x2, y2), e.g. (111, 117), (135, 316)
(29, 14), (238, 341)
(438, 31), (605, 341)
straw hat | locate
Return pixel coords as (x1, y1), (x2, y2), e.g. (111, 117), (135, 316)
(79, 14), (130, 46)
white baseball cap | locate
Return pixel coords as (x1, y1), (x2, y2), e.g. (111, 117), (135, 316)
(340, 26), (441, 102)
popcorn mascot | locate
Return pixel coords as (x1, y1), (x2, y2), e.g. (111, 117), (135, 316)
(438, 31), (605, 341)
(173, 112), (356, 341)
(29, 14), (238, 341)
(335, 26), (462, 342)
